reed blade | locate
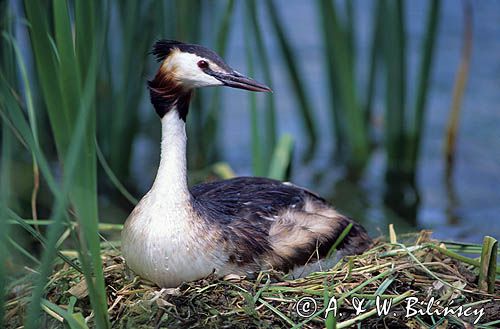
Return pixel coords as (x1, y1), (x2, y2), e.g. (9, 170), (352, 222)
(444, 0), (472, 179)
(198, 0), (235, 166)
(318, 0), (370, 174)
(383, 0), (407, 176)
(267, 134), (294, 181)
(478, 236), (498, 294)
(244, 20), (264, 176)
(0, 4), (15, 320)
(408, 0), (441, 172)
(364, 0), (384, 127)
(265, 0), (318, 156)
(248, 0), (277, 164)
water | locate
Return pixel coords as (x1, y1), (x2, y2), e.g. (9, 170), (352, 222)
(222, 0), (500, 242)
(132, 1), (500, 242)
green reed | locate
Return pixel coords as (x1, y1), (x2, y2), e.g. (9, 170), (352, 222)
(265, 0), (318, 158)
(382, 0), (441, 216)
(0, 1), (109, 327)
(0, 1), (15, 325)
(98, 1), (159, 184)
(315, 0), (441, 216)
(318, 0), (370, 175)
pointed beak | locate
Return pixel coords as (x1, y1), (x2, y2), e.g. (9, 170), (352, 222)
(210, 70), (272, 92)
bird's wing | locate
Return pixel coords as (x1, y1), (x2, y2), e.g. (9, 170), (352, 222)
(190, 177), (371, 271)
(191, 176), (316, 220)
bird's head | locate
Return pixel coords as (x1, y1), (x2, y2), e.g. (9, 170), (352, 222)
(149, 40), (271, 119)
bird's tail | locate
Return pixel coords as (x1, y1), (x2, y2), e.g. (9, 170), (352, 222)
(334, 217), (372, 258)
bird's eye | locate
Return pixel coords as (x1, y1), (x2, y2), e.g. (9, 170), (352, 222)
(197, 60), (209, 69)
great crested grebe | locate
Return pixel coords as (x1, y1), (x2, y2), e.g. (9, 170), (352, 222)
(122, 40), (372, 288)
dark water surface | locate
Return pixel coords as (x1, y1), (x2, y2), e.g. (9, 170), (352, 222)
(131, 0), (500, 242)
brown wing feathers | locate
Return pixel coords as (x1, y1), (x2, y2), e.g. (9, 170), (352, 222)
(191, 177), (371, 273)
(266, 199), (371, 272)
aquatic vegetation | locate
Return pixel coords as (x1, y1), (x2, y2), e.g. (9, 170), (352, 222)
(0, 1), (492, 328)
(4, 230), (499, 328)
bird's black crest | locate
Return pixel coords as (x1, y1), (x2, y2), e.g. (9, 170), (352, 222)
(151, 39), (232, 72)
(151, 40), (185, 62)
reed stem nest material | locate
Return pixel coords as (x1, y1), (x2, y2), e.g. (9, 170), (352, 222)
(5, 231), (499, 328)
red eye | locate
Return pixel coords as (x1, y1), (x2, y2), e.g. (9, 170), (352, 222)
(197, 60), (209, 69)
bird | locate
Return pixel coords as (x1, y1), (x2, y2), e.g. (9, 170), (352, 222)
(121, 40), (372, 288)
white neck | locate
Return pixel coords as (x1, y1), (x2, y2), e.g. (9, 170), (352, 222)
(150, 109), (190, 205)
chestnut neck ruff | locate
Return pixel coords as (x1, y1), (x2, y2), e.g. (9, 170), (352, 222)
(148, 70), (192, 121)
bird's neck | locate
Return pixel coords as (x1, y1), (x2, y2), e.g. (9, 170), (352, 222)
(150, 108), (190, 204)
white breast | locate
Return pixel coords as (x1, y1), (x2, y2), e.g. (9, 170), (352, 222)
(122, 193), (227, 287)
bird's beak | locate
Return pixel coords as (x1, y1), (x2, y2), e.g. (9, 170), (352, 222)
(210, 71), (272, 92)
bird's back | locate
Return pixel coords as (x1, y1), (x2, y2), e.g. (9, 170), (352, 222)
(191, 177), (372, 274)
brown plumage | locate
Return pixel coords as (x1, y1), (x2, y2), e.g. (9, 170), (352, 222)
(191, 177), (371, 275)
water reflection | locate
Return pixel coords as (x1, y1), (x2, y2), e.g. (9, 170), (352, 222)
(383, 170), (419, 227)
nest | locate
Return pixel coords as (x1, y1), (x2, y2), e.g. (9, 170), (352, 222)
(5, 231), (500, 328)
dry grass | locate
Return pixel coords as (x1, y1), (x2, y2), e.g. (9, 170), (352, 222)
(5, 231), (499, 328)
